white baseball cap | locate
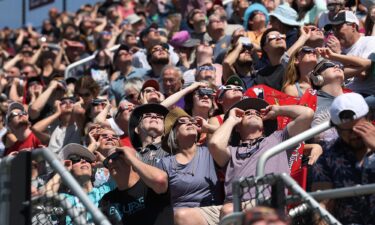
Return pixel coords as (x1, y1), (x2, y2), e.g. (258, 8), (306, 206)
(330, 93), (369, 125)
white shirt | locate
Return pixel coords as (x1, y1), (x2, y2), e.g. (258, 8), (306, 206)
(343, 36), (375, 95)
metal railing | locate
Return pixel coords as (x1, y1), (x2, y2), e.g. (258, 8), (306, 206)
(256, 121), (332, 177)
(64, 44), (120, 79)
(33, 148), (112, 225)
(221, 173), (342, 225)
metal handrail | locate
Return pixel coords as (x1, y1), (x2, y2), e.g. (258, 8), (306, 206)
(33, 148), (111, 225)
(228, 173), (341, 225)
(256, 121), (332, 177)
(64, 44), (120, 79)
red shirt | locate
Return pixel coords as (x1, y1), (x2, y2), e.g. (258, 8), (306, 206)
(5, 132), (44, 156)
(120, 135), (133, 148)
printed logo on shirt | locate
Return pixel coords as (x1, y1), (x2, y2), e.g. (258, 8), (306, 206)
(122, 197), (145, 215)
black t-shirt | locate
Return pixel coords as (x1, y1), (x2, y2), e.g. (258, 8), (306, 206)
(254, 64), (285, 91)
(99, 179), (174, 225)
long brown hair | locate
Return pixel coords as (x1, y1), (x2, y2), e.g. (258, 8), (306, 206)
(365, 5), (375, 36)
(282, 50), (300, 92)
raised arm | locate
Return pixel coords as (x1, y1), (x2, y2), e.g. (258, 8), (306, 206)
(262, 105), (314, 138)
(93, 100), (111, 127)
(29, 80), (65, 119)
(316, 47), (371, 79)
(208, 108), (243, 167)
(161, 82), (206, 109)
(118, 147), (168, 194)
(222, 42), (242, 82)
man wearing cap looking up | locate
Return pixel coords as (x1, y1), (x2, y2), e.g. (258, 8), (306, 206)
(268, 4), (301, 48)
(312, 93), (375, 224)
(129, 103), (169, 166)
(208, 98), (314, 218)
(169, 31), (200, 71)
(132, 24), (179, 70)
(325, 10), (375, 98)
(4, 102), (45, 156)
(138, 79), (164, 104)
(186, 9), (207, 42)
(109, 44), (147, 106)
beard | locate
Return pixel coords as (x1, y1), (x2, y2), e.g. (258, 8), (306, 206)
(14, 119), (30, 130)
(151, 56), (169, 65)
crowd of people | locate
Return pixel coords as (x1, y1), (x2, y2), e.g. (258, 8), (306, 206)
(1, 0), (375, 224)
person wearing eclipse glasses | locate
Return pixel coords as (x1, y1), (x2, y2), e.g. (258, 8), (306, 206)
(4, 102), (45, 156)
(207, 97), (314, 221)
(44, 143), (116, 225)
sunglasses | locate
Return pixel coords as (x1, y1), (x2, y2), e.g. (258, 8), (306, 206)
(244, 109), (262, 117)
(197, 65), (216, 72)
(222, 85), (244, 91)
(196, 88), (214, 98)
(103, 152), (122, 168)
(9, 111), (28, 120)
(91, 99), (106, 106)
(115, 104), (133, 117)
(298, 46), (316, 54)
(308, 26), (321, 32)
(267, 34), (286, 42)
(99, 133), (120, 140)
(316, 62), (344, 74)
(68, 154), (93, 165)
(143, 88), (157, 94)
(177, 117), (197, 125)
(141, 113), (164, 120)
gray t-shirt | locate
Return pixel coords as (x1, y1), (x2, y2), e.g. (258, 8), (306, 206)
(311, 90), (338, 147)
(157, 146), (221, 208)
(225, 129), (290, 201)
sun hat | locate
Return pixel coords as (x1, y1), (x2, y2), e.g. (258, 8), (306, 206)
(269, 4), (302, 27)
(128, 104), (169, 150)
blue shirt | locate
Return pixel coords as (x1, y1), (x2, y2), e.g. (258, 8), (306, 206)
(313, 139), (375, 224)
(62, 180), (116, 225)
(109, 67), (147, 104)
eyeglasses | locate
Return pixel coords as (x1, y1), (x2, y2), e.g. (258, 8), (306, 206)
(267, 34), (286, 42)
(222, 85), (244, 91)
(316, 62), (344, 74)
(143, 88), (157, 94)
(99, 133), (120, 141)
(68, 154), (93, 165)
(177, 117), (197, 125)
(244, 109), (262, 117)
(9, 111), (28, 120)
(123, 93), (137, 101)
(141, 113), (164, 120)
(308, 26), (321, 32)
(103, 152), (122, 168)
(197, 65), (216, 72)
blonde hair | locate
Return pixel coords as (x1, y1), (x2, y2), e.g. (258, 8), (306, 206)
(282, 50), (300, 92)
